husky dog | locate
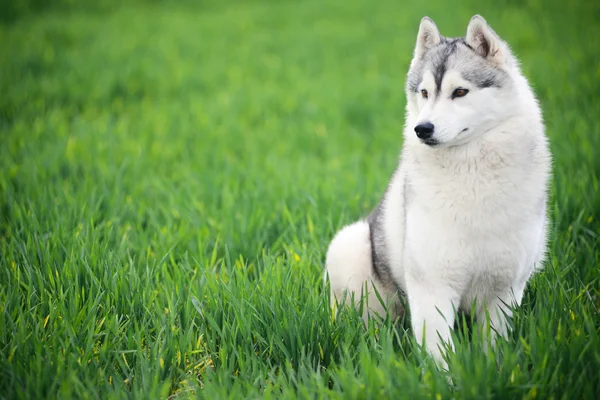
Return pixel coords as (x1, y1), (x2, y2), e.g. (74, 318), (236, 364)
(325, 15), (551, 366)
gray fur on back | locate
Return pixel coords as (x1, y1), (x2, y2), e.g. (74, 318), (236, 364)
(367, 200), (391, 285)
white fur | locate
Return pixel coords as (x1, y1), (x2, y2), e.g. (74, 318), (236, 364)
(325, 15), (551, 368)
(325, 221), (400, 320)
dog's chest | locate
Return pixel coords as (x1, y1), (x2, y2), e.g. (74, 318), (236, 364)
(403, 152), (540, 276)
(406, 151), (532, 233)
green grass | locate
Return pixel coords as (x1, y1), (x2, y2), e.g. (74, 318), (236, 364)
(1, 0), (599, 398)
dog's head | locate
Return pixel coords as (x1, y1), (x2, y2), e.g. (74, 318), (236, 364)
(405, 15), (520, 147)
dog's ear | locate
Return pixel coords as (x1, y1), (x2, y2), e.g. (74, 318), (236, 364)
(466, 15), (505, 64)
(414, 17), (442, 59)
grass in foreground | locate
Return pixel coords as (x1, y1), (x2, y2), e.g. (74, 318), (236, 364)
(1, 0), (599, 398)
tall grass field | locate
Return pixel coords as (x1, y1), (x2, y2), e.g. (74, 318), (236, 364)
(1, 0), (599, 398)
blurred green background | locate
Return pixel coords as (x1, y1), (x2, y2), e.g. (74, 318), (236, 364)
(1, 0), (599, 398)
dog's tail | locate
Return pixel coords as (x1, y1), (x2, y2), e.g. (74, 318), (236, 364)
(324, 220), (398, 320)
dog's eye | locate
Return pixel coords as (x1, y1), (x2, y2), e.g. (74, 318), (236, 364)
(421, 89), (428, 99)
(452, 88), (469, 98)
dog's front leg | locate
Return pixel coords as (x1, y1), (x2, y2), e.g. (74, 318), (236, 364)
(406, 272), (460, 369)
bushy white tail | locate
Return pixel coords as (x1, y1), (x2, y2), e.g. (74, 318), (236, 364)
(324, 220), (400, 320)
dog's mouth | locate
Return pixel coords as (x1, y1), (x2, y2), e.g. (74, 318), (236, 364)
(422, 128), (469, 147)
(422, 138), (439, 146)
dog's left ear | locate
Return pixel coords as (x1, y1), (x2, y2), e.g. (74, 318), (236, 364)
(466, 15), (505, 65)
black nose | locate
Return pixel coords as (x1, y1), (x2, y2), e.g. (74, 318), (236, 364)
(414, 122), (434, 139)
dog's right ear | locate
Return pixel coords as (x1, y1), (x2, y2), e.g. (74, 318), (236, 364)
(414, 17), (442, 60)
